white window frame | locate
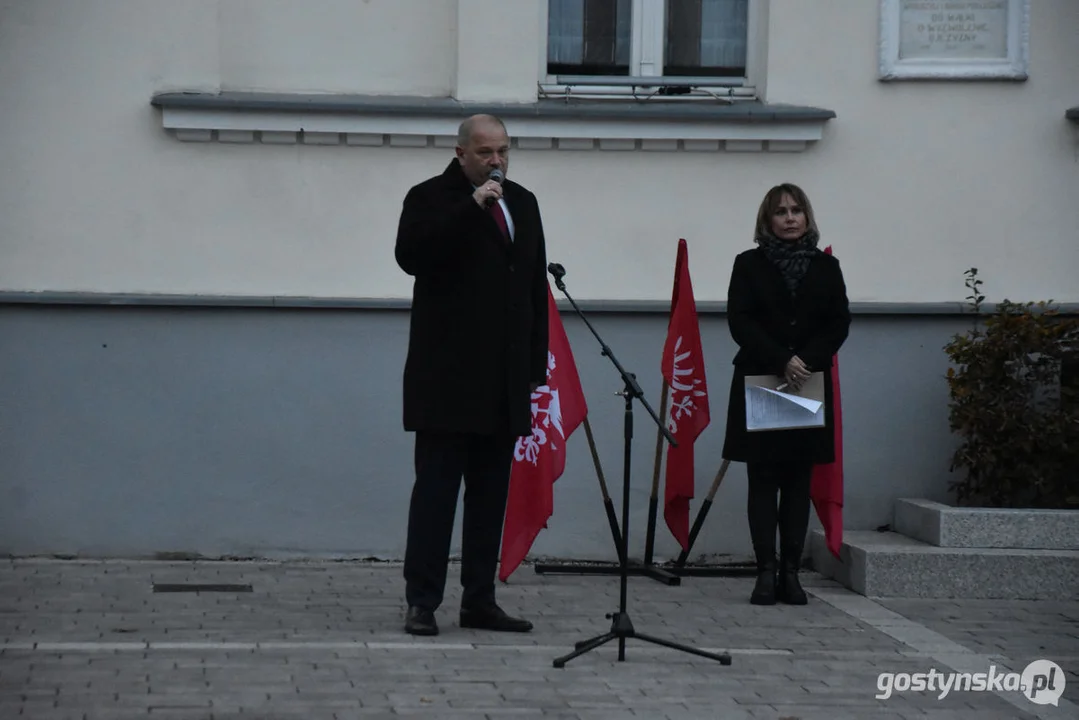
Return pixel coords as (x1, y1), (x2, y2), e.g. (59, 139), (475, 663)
(538, 0), (765, 101)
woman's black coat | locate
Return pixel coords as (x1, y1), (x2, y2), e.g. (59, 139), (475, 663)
(721, 246), (851, 465)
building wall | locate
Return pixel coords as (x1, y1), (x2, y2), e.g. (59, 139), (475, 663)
(1, 0), (1076, 560)
(1, 0), (1076, 304)
(219, 0), (457, 96)
(0, 0), (461, 299)
(0, 305), (961, 561)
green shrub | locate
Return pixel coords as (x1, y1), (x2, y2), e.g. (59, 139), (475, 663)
(943, 268), (1079, 508)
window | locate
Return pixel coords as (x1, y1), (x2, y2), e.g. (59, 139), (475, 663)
(547, 0), (633, 77)
(544, 0), (752, 92)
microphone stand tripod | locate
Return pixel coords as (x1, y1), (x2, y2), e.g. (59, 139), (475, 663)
(546, 263), (731, 669)
(533, 266), (679, 585)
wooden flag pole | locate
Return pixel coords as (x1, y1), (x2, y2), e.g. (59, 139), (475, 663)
(644, 381), (669, 566)
(533, 397), (680, 587)
(668, 458), (755, 577)
(581, 415), (624, 563)
(533, 267), (680, 588)
(674, 458), (729, 566)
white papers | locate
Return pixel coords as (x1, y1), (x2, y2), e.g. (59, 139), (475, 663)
(745, 373), (825, 432)
(757, 386), (822, 414)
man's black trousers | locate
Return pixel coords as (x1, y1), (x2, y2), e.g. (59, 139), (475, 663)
(403, 430), (516, 611)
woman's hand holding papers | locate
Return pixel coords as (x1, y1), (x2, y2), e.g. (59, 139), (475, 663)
(784, 355), (811, 391)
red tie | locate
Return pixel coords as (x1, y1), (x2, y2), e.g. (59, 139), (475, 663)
(489, 201), (510, 243)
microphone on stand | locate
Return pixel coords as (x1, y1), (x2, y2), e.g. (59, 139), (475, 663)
(485, 168), (504, 207)
(547, 262), (567, 291)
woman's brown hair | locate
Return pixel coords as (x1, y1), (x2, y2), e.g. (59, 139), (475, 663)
(753, 183), (818, 241)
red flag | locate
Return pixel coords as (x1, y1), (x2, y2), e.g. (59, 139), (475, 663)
(810, 245), (844, 558)
(661, 239), (709, 550)
(499, 282), (588, 581)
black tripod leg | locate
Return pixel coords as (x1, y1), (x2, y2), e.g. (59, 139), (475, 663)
(574, 629), (612, 649)
(632, 633), (733, 665)
(554, 632), (616, 668)
(638, 564), (680, 585)
(534, 560), (681, 585)
(669, 564), (757, 577)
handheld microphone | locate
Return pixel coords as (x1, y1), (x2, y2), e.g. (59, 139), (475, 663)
(485, 168), (504, 207)
(547, 263), (566, 280)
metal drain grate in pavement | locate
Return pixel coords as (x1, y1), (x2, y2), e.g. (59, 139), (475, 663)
(152, 583), (253, 593)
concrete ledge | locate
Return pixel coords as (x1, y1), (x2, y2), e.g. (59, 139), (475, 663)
(149, 92), (835, 152)
(894, 498), (1079, 549)
(3, 292), (1078, 316)
(810, 529), (1079, 600)
(150, 91), (836, 123)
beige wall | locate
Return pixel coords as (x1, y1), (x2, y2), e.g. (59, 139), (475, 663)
(763, 0), (1079, 305)
(219, 0), (456, 96)
(1, 0), (1076, 304)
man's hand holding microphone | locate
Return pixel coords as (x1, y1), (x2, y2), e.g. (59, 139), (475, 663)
(472, 169), (504, 208)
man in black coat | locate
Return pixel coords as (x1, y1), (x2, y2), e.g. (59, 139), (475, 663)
(395, 114), (548, 636)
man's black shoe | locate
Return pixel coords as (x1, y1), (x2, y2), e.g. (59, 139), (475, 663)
(459, 604), (533, 633)
(404, 606), (438, 636)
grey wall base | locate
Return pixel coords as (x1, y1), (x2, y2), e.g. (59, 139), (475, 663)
(1, 304), (967, 562)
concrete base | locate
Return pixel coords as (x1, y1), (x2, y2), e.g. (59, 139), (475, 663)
(894, 498), (1079, 549)
(810, 528), (1079, 600)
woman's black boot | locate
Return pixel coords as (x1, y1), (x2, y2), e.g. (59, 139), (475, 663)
(750, 557), (777, 605)
(746, 462), (780, 605)
(777, 545), (808, 605)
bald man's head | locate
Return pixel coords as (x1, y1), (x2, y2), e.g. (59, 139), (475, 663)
(455, 114), (510, 186)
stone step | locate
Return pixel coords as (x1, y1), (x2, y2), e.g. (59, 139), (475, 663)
(894, 498), (1079, 549)
(809, 528), (1079, 600)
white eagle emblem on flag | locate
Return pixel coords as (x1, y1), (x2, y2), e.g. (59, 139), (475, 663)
(666, 335), (707, 434)
(514, 351), (565, 465)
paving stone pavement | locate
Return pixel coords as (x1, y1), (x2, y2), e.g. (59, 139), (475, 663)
(0, 559), (1075, 719)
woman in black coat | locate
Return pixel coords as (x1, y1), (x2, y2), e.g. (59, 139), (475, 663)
(721, 184), (851, 606)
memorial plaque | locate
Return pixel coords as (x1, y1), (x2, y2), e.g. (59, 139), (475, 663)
(879, 0), (1029, 80)
(899, 1), (1009, 59)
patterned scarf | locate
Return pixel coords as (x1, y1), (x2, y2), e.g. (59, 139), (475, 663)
(755, 228), (821, 296)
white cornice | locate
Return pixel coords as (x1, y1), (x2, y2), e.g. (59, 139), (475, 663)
(153, 93), (835, 153)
